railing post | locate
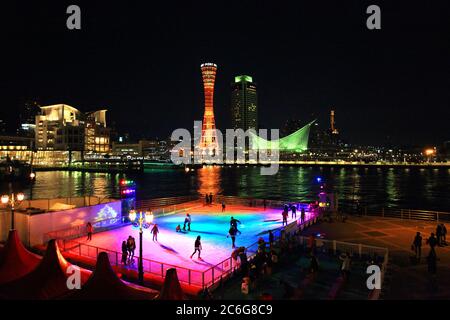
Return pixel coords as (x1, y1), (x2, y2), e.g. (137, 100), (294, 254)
(212, 267), (215, 285)
(188, 269), (191, 285)
(116, 252), (118, 266)
(161, 263), (164, 277)
(333, 240), (337, 255)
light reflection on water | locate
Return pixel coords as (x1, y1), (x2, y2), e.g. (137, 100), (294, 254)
(1, 166), (449, 211)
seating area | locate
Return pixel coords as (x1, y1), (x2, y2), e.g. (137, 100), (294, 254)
(212, 232), (386, 300)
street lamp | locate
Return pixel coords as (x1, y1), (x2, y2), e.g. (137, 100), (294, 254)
(128, 209), (154, 284)
(1, 192), (25, 230)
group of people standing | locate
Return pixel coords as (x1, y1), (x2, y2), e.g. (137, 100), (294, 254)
(121, 236), (136, 265)
(282, 204), (306, 226)
(412, 224), (447, 275)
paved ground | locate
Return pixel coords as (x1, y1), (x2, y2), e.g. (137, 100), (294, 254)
(302, 215), (450, 299)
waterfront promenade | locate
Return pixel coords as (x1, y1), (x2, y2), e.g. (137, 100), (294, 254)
(303, 215), (450, 299)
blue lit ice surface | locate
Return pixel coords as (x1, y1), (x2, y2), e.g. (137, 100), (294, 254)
(157, 210), (284, 249)
(83, 207), (309, 275)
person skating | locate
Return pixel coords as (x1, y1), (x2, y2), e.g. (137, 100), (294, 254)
(228, 226), (238, 248)
(282, 208), (288, 226)
(230, 217), (242, 235)
(183, 213), (192, 231)
(300, 207), (306, 224)
(151, 224), (159, 241)
(190, 236), (202, 259)
(291, 205), (297, 219)
(127, 236), (136, 263)
(412, 232), (422, 261)
(86, 222), (93, 241)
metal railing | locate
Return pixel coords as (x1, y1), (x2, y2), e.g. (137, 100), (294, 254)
(134, 196), (201, 217)
(10, 196), (114, 212)
(214, 195), (309, 209)
(45, 217), (128, 243)
(341, 205), (450, 223)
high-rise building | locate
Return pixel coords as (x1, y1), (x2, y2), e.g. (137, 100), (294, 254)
(231, 75), (258, 132)
(199, 63), (219, 155)
(35, 104), (110, 153)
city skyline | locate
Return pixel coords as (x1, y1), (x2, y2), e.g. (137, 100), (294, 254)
(2, 1), (450, 147)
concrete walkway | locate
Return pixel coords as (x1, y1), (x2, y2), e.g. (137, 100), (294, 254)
(302, 215), (450, 299)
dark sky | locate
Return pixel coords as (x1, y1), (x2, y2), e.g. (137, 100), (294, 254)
(2, 0), (450, 146)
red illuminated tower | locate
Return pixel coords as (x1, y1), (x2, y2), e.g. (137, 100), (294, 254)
(199, 63), (219, 155)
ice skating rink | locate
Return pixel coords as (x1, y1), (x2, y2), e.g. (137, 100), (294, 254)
(74, 203), (314, 274)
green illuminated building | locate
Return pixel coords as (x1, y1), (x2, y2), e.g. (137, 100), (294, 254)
(250, 120), (315, 152)
(231, 75), (258, 132)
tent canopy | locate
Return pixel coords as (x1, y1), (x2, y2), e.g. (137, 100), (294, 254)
(0, 230), (41, 285)
(65, 252), (158, 300)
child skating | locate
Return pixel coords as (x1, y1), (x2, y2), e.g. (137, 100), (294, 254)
(151, 224), (159, 241)
(190, 236), (202, 259)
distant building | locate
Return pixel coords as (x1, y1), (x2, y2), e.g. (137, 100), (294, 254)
(35, 104), (110, 153)
(231, 75), (258, 132)
(84, 110), (110, 153)
(0, 135), (34, 163)
(112, 138), (174, 160)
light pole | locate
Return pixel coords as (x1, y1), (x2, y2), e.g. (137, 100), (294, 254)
(128, 209), (153, 284)
(1, 192), (25, 230)
(29, 172), (36, 201)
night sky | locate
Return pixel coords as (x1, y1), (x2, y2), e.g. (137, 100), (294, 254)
(2, 0), (450, 146)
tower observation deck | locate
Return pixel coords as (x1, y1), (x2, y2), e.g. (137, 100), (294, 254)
(199, 63), (219, 156)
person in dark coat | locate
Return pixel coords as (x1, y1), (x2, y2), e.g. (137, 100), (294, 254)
(121, 240), (128, 265)
(426, 233), (438, 254)
(269, 230), (274, 247)
(413, 232), (422, 260)
(436, 224), (443, 246)
(291, 205), (297, 219)
(228, 227), (238, 248)
(190, 236), (202, 259)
